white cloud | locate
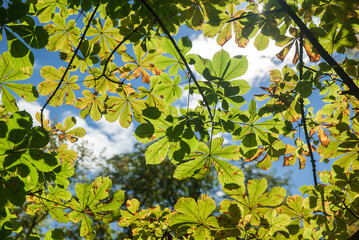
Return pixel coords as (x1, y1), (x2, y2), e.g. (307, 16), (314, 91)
(69, 116), (136, 159)
(189, 33), (295, 86)
(17, 99), (50, 126)
(15, 99), (136, 163)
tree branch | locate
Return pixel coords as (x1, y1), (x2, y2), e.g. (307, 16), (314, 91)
(300, 99), (318, 185)
(139, 0), (213, 121)
(276, 0), (359, 100)
(40, 4), (100, 127)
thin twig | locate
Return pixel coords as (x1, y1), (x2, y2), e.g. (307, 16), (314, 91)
(276, 0), (359, 100)
(300, 99), (317, 185)
(298, 31), (317, 185)
(139, 0), (213, 121)
(25, 211), (48, 239)
(40, 4), (100, 126)
(343, 200), (359, 220)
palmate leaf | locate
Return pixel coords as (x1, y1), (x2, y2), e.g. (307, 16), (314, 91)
(83, 64), (120, 94)
(0, 52), (37, 112)
(173, 137), (244, 188)
(233, 100), (288, 168)
(195, 49), (248, 82)
(54, 116), (86, 143)
(60, 40), (100, 73)
(86, 17), (125, 60)
(68, 177), (124, 240)
(224, 178), (286, 226)
(275, 27), (320, 63)
(204, 3), (246, 47)
(44, 13), (80, 52)
(276, 195), (312, 228)
(184, 0), (226, 30)
(74, 90), (108, 121)
(284, 137), (317, 170)
(119, 44), (162, 83)
(35, 0), (70, 23)
(138, 76), (166, 109)
(190, 49), (248, 108)
(261, 209), (290, 237)
(105, 90), (145, 128)
(7, 23), (49, 49)
(318, 17), (359, 54)
(169, 194), (218, 240)
(154, 36), (192, 76)
(152, 73), (182, 104)
(38, 66), (80, 106)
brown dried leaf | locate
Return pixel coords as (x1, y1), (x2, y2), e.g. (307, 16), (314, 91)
(276, 41), (295, 62)
(299, 155), (306, 169)
(318, 127), (330, 147)
(236, 37), (249, 48)
(285, 144), (296, 154)
(283, 154), (296, 167)
(304, 39), (321, 62)
(244, 147), (264, 162)
(292, 40), (299, 64)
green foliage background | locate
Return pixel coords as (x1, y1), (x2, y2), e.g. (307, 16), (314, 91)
(0, 0), (359, 239)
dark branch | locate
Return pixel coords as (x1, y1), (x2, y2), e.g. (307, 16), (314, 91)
(298, 30), (317, 185)
(139, 0), (213, 121)
(343, 200), (359, 220)
(300, 99), (318, 185)
(40, 4), (100, 127)
(277, 0), (359, 100)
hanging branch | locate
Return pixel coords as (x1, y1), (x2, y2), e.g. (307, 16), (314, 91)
(139, 0), (213, 122)
(299, 31), (317, 186)
(277, 0), (359, 101)
(300, 98), (317, 185)
(40, 4), (100, 127)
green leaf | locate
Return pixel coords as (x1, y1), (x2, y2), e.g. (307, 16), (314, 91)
(0, 52), (36, 112)
(154, 36), (192, 75)
(36, 0), (69, 23)
(44, 13), (81, 52)
(254, 32), (270, 51)
(38, 66), (79, 106)
(153, 73), (182, 103)
(8, 25), (49, 49)
(262, 209), (290, 236)
(145, 137), (171, 164)
(170, 194), (218, 239)
(105, 91), (145, 128)
(44, 229), (65, 240)
(55, 116), (86, 143)
(75, 90), (107, 121)
(224, 178), (286, 225)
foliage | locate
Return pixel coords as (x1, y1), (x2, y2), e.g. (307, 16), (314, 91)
(0, 0), (359, 239)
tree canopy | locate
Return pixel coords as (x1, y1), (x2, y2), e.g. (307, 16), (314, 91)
(0, 0), (359, 239)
